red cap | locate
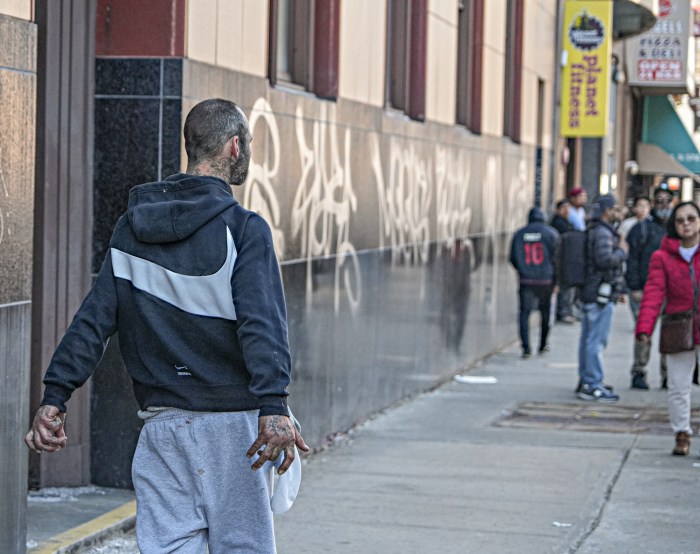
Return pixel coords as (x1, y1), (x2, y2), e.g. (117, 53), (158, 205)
(568, 187), (585, 198)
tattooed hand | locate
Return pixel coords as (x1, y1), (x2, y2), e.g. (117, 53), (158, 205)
(25, 405), (67, 453)
(247, 415), (309, 475)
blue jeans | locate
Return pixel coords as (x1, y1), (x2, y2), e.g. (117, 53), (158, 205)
(578, 302), (614, 387)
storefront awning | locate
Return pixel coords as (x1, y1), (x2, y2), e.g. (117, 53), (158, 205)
(636, 143), (700, 181)
(642, 95), (700, 174)
(613, 0), (658, 39)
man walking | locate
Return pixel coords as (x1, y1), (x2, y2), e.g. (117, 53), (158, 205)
(577, 194), (627, 403)
(25, 98), (308, 553)
(625, 185), (674, 389)
(510, 207), (559, 358)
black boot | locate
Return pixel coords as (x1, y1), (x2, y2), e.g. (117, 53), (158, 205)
(631, 371), (649, 390)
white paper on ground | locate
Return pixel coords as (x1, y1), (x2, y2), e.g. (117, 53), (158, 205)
(453, 375), (498, 384)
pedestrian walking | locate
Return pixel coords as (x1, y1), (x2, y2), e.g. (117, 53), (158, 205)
(509, 207), (559, 358)
(576, 194), (627, 403)
(550, 199), (578, 324)
(626, 185), (674, 389)
(636, 201), (700, 456)
(24, 98), (309, 553)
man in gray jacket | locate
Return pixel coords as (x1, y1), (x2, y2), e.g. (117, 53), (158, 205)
(577, 194), (628, 403)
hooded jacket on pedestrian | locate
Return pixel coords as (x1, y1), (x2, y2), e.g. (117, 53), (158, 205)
(509, 208), (559, 286)
(41, 173), (291, 417)
(636, 235), (700, 344)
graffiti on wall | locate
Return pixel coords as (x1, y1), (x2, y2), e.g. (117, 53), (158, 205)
(292, 104), (360, 313)
(246, 96), (532, 315)
(246, 98), (286, 257)
(0, 145), (7, 246)
(372, 135), (432, 265)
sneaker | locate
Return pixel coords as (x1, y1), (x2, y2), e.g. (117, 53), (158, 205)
(557, 315), (577, 324)
(538, 344), (551, 354)
(575, 381), (614, 393)
(631, 372), (649, 390)
(522, 349), (531, 359)
(576, 384), (620, 403)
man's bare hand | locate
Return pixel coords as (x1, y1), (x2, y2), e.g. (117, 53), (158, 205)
(247, 415), (310, 475)
(25, 405), (67, 453)
(638, 333), (651, 344)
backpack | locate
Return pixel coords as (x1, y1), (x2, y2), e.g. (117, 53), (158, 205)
(559, 229), (588, 287)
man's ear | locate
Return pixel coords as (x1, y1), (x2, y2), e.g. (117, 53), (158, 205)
(229, 135), (240, 160)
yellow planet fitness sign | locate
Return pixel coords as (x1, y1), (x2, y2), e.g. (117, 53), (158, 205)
(560, 0), (613, 137)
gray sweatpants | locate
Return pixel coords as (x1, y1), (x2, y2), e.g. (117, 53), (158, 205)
(132, 409), (275, 553)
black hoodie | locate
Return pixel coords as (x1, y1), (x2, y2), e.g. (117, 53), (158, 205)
(509, 208), (559, 285)
(41, 174), (290, 417)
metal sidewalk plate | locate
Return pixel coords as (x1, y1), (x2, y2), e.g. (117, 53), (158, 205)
(494, 402), (700, 435)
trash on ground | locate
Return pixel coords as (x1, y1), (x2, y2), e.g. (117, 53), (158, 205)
(454, 375), (498, 384)
(552, 521), (573, 528)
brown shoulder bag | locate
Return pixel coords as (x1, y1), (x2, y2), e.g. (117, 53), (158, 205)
(659, 264), (698, 354)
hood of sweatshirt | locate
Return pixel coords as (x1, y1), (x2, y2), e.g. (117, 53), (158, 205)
(527, 207), (545, 223)
(127, 173), (238, 243)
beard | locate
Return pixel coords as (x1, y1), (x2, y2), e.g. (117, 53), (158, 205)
(229, 144), (251, 186)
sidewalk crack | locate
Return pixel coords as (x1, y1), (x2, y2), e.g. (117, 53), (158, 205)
(568, 435), (638, 553)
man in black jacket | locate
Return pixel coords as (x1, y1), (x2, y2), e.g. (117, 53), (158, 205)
(625, 185), (674, 389)
(550, 199), (577, 323)
(510, 207), (559, 358)
(577, 194), (627, 403)
(24, 98), (308, 553)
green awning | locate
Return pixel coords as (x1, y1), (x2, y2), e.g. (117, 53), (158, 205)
(642, 96), (700, 174)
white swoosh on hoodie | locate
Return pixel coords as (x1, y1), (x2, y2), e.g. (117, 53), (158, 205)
(111, 227), (237, 320)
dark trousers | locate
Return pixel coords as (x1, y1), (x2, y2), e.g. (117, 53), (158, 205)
(519, 284), (553, 352)
(556, 285), (575, 319)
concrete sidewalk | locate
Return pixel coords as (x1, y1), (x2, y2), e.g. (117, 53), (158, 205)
(28, 304), (700, 553)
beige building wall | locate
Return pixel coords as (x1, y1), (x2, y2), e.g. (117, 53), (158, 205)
(520, 0), (557, 148)
(338, 0), (387, 106)
(187, 0), (268, 77)
(0, 0), (30, 19)
(481, 0), (507, 137)
(425, 0), (458, 124)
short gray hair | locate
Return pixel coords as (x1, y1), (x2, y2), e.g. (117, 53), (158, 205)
(184, 98), (247, 167)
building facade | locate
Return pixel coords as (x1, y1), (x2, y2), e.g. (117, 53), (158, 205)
(0, 1), (564, 550)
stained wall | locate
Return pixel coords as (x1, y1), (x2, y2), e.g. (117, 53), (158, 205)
(0, 11), (35, 554)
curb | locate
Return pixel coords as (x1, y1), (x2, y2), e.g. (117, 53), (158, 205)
(32, 500), (136, 554)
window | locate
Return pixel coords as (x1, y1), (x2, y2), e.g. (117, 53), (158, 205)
(503, 0), (524, 142)
(268, 0), (340, 99)
(456, 0), (483, 133)
(386, 0), (427, 121)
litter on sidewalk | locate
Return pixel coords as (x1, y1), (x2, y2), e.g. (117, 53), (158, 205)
(453, 375), (498, 384)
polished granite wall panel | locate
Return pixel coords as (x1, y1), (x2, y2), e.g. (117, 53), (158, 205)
(0, 302), (31, 554)
(93, 58), (182, 271)
(0, 14), (35, 552)
(91, 58), (181, 486)
(0, 16), (36, 305)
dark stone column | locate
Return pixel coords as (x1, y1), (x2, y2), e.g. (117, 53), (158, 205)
(91, 57), (182, 487)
